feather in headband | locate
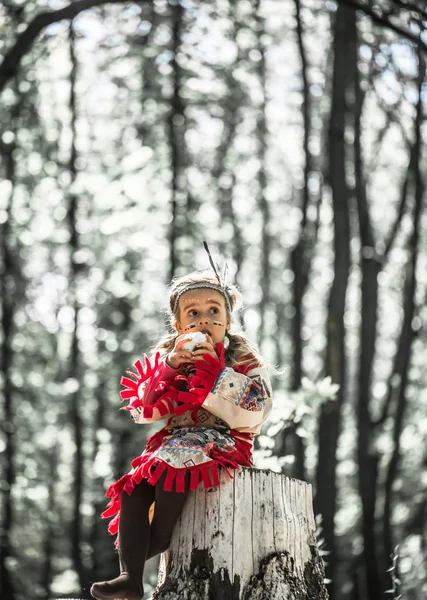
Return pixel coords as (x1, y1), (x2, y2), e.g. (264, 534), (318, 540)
(172, 242), (232, 314)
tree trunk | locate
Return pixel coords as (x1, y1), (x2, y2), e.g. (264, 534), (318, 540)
(0, 75), (22, 600)
(151, 468), (328, 600)
(67, 22), (86, 590)
(167, 0), (185, 280)
(381, 41), (425, 593)
(315, 6), (352, 598)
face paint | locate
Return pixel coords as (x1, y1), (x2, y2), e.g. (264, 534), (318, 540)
(175, 288), (229, 345)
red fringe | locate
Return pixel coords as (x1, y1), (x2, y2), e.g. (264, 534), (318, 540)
(149, 461), (167, 485)
(101, 431), (253, 539)
(120, 353), (161, 400)
(119, 351), (261, 427)
(120, 394), (179, 421)
(176, 469), (186, 492)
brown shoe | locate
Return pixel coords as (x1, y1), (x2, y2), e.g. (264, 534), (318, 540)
(90, 573), (143, 600)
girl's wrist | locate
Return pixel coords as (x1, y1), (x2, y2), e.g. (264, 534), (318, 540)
(165, 353), (177, 369)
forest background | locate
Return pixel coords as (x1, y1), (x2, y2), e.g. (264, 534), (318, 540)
(1, 0), (427, 599)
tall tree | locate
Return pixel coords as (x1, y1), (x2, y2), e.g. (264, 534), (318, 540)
(0, 93), (19, 600)
(211, 3), (246, 281)
(315, 6), (353, 597)
(382, 41), (425, 593)
(253, 0), (271, 349)
(351, 19), (423, 596)
(66, 21), (86, 589)
(350, 16), (384, 600)
(167, 0), (186, 280)
(279, 0), (323, 482)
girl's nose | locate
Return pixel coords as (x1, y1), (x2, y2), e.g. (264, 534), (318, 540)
(198, 316), (210, 324)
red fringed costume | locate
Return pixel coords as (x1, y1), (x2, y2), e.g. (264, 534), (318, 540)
(102, 343), (272, 538)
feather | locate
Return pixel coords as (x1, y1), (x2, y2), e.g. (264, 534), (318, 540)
(203, 240), (222, 285)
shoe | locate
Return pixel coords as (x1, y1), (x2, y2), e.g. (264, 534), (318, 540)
(90, 573), (143, 600)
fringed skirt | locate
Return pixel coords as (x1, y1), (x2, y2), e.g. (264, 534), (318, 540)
(102, 415), (253, 537)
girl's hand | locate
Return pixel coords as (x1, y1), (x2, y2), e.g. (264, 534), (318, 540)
(166, 335), (196, 369)
(190, 334), (218, 361)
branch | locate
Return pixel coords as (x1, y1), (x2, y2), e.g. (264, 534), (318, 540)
(391, 0), (427, 22)
(0, 0), (143, 94)
(337, 0), (427, 52)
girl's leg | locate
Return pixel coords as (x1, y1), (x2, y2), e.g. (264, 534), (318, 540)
(146, 471), (190, 560)
(91, 479), (155, 600)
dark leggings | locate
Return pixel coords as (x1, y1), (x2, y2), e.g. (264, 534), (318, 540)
(118, 471), (190, 580)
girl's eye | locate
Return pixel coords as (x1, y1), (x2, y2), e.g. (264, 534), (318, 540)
(209, 307), (219, 314)
(188, 309), (197, 316)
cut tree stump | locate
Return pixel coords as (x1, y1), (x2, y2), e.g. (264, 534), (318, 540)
(150, 467), (328, 600)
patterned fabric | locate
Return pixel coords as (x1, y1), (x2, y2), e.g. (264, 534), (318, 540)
(102, 347), (272, 539)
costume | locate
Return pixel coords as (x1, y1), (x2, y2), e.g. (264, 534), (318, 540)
(102, 342), (272, 538)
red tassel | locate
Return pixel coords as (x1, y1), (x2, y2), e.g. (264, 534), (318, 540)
(133, 467), (144, 485)
(142, 405), (154, 419)
(175, 469), (186, 493)
(200, 464), (212, 489)
(124, 398), (142, 410)
(125, 369), (139, 381)
(131, 455), (144, 469)
(190, 467), (200, 491)
(120, 376), (138, 390)
(106, 473), (129, 497)
(149, 461), (167, 486)
(164, 467), (176, 491)
(177, 390), (204, 405)
(211, 463), (220, 487)
(108, 513), (120, 535)
(191, 375), (208, 388)
(134, 358), (144, 376)
(123, 478), (135, 495)
(120, 389), (137, 400)
(157, 402), (168, 417)
(102, 500), (120, 519)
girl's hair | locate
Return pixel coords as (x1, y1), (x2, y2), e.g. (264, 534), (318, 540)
(153, 270), (265, 368)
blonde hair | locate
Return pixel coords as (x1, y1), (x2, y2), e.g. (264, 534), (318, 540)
(153, 270), (265, 368)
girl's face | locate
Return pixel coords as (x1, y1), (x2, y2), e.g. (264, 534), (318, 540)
(174, 288), (230, 345)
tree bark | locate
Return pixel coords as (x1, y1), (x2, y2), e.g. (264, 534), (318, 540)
(314, 6), (352, 598)
(350, 17), (384, 600)
(211, 4), (245, 289)
(253, 0), (271, 349)
(167, 0), (185, 281)
(381, 41), (424, 593)
(278, 0), (322, 483)
(67, 22), (86, 590)
(0, 92), (19, 600)
(150, 468), (328, 600)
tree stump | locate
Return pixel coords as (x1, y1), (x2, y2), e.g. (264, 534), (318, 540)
(150, 467), (328, 600)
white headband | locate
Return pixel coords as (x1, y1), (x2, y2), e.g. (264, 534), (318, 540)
(172, 282), (232, 315)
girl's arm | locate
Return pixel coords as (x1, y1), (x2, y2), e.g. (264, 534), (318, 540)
(201, 365), (272, 433)
(177, 344), (273, 433)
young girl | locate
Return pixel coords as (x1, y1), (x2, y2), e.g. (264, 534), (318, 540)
(90, 258), (273, 600)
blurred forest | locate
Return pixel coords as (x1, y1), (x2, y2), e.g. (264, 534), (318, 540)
(1, 0), (427, 599)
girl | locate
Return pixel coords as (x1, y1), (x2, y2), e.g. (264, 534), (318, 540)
(90, 259), (273, 600)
